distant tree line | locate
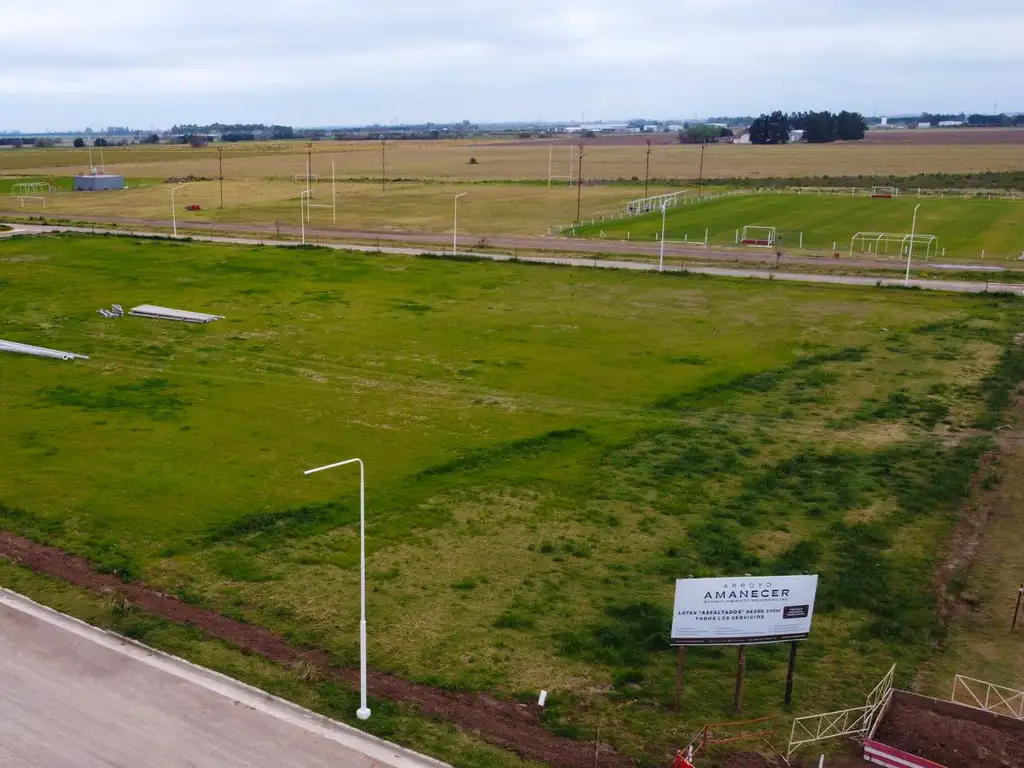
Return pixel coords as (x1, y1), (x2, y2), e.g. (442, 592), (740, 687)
(749, 110), (867, 144)
(891, 112), (1023, 128)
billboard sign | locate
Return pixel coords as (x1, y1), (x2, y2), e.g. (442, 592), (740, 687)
(671, 575), (818, 646)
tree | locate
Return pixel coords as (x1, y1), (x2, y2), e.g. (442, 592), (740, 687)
(678, 123), (720, 144)
(93, 137), (108, 147)
(749, 111), (791, 144)
(73, 137), (86, 148)
(33, 137), (57, 148)
(141, 134), (160, 145)
(835, 111), (867, 140)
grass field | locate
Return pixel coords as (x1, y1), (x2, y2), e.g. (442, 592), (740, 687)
(574, 193), (1024, 260)
(1, 177), (679, 237)
(3, 139), (1024, 244)
(3, 137), (1024, 185)
(1, 234), (1022, 764)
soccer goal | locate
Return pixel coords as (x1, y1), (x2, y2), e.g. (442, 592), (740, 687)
(740, 225), (776, 247)
(11, 182), (53, 196)
(14, 196), (46, 208)
(871, 186), (899, 199)
(849, 232), (938, 261)
(294, 174), (320, 183)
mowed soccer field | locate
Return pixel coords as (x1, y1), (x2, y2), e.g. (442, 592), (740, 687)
(1, 234), (1022, 762)
(575, 193), (1024, 259)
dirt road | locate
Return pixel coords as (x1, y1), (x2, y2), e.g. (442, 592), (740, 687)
(0, 210), (1006, 274)
(4, 223), (1021, 296)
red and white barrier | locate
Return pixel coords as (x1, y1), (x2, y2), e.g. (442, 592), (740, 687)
(863, 739), (946, 768)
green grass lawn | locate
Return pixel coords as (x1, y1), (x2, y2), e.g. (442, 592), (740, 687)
(1, 233), (1022, 765)
(574, 194), (1024, 261)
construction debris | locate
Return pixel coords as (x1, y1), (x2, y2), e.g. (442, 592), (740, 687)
(97, 304), (125, 319)
(128, 305), (224, 324)
(0, 340), (89, 361)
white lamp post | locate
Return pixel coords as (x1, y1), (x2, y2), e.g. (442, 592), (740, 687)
(300, 190), (312, 244)
(453, 193), (467, 255)
(303, 457), (371, 721)
(659, 202), (668, 272)
(905, 203), (921, 285)
(170, 184), (187, 236)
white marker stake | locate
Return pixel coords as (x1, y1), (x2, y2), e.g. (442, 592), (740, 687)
(538, 690), (548, 707)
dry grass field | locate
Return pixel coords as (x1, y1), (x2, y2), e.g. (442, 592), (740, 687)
(3, 135), (1024, 184)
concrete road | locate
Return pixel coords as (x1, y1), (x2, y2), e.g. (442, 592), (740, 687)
(0, 590), (447, 768)
(3, 223), (1023, 295)
(0, 210), (1011, 274)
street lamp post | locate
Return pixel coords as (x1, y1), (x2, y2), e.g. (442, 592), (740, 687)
(300, 190), (312, 244)
(659, 202), (668, 272)
(453, 193), (467, 255)
(303, 457), (371, 722)
(905, 203), (921, 285)
(170, 184), (187, 236)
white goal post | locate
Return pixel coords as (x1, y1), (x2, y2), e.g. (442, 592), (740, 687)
(740, 225), (776, 247)
(849, 232), (938, 261)
(11, 182), (53, 196)
(14, 196), (46, 208)
(871, 186), (899, 199)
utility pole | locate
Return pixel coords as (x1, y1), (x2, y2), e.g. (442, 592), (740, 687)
(217, 147), (224, 209)
(575, 143), (584, 223)
(306, 142), (313, 197)
(697, 144), (706, 199)
(381, 138), (387, 192)
(644, 139), (652, 199)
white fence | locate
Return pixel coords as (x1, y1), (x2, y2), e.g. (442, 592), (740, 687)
(951, 674), (1024, 719)
(787, 664), (895, 758)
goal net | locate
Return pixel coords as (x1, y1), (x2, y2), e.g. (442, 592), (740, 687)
(849, 232), (938, 261)
(871, 186), (899, 199)
(14, 196), (46, 208)
(741, 225), (776, 247)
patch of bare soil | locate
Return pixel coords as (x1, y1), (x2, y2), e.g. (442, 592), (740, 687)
(864, 128), (1024, 145)
(720, 752), (867, 768)
(0, 532), (630, 768)
(932, 354), (1024, 626)
(875, 702), (1024, 768)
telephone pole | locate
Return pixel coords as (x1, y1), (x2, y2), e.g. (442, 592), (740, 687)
(644, 139), (652, 199)
(697, 144), (706, 199)
(217, 147), (224, 209)
(306, 142), (313, 197)
(381, 138), (387, 192)
(575, 143), (584, 223)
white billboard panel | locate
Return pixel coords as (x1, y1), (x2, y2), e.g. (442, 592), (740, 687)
(671, 575), (818, 646)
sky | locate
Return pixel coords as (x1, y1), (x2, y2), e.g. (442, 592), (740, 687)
(1, 0), (1021, 131)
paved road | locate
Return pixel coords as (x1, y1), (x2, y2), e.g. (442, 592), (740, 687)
(0, 210), (1008, 273)
(3, 223), (1022, 296)
(0, 590), (446, 768)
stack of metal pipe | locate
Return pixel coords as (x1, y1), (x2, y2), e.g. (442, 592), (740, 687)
(0, 340), (89, 361)
(128, 305), (225, 323)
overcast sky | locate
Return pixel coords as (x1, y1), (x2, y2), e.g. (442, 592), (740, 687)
(1, 0), (1021, 131)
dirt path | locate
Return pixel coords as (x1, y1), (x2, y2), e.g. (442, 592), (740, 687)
(0, 210), (1000, 274)
(0, 532), (631, 768)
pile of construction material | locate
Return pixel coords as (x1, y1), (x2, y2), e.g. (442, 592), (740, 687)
(0, 340), (89, 361)
(97, 304), (125, 319)
(128, 305), (224, 324)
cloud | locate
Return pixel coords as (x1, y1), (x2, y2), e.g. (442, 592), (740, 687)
(0, 0), (1021, 130)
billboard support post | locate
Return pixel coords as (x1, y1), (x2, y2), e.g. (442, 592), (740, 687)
(733, 646), (747, 714)
(785, 641), (798, 706)
(674, 646), (687, 711)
